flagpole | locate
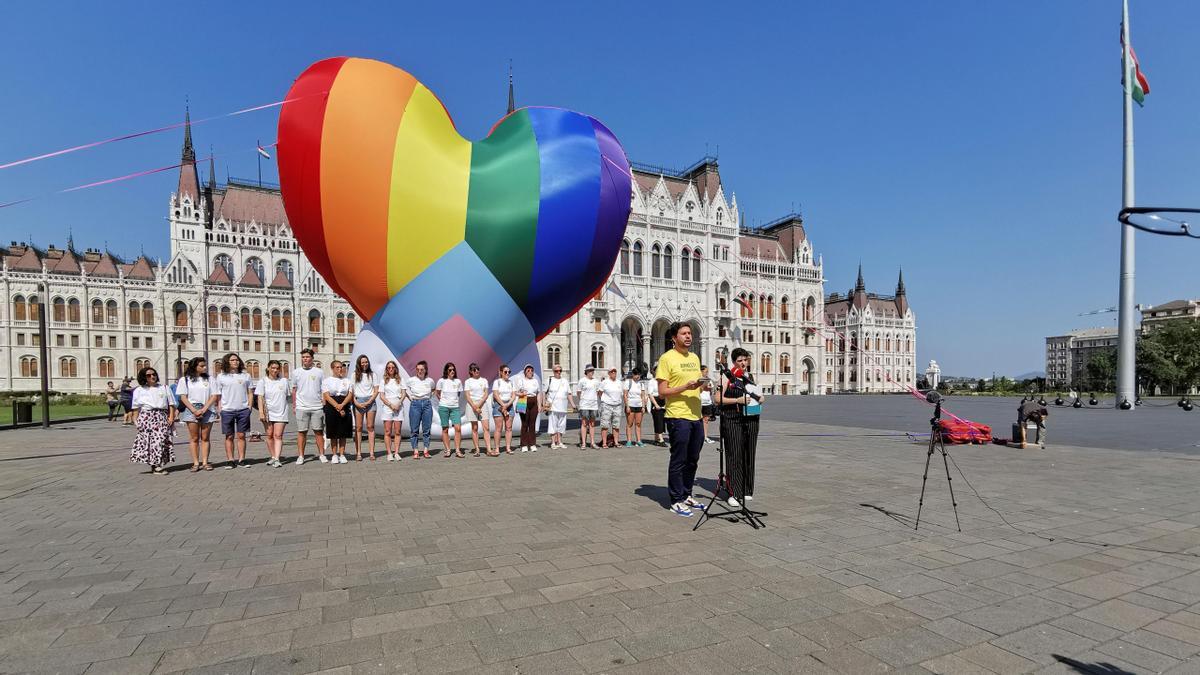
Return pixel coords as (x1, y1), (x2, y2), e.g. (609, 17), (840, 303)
(1116, 0), (1137, 409)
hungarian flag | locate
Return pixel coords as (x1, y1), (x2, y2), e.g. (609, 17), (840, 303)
(1122, 28), (1150, 105)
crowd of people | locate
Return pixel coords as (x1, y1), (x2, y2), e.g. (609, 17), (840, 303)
(125, 323), (763, 518)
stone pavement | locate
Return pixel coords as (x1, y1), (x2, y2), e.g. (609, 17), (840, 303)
(1, 419), (1200, 674)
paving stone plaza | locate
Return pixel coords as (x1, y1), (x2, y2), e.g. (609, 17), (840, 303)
(2, 408), (1200, 674)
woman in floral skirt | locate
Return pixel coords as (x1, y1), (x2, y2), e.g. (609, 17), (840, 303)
(130, 366), (177, 475)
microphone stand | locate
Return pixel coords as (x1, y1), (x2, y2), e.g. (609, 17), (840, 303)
(693, 364), (767, 531)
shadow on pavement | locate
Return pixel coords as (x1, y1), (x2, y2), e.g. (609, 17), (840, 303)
(1053, 654), (1135, 675)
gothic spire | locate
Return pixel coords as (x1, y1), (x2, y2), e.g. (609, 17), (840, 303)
(176, 102), (201, 201)
(896, 267), (906, 296)
(207, 151), (216, 189)
(181, 104), (195, 163)
(855, 263), (866, 293)
(895, 267), (909, 314)
(506, 60), (515, 115)
(852, 263), (868, 310)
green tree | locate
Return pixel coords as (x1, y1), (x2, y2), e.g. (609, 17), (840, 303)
(976, 378), (986, 392)
(1085, 348), (1117, 392)
(1139, 321), (1200, 394)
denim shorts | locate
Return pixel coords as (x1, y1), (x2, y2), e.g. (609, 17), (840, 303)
(354, 396), (376, 412)
(220, 408), (252, 436)
(179, 407), (216, 424)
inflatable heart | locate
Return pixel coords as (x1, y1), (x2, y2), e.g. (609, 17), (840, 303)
(277, 57), (632, 379)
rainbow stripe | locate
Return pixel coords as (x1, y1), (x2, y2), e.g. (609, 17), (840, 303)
(277, 58), (631, 373)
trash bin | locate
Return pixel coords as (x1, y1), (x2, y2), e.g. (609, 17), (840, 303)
(12, 400), (34, 424)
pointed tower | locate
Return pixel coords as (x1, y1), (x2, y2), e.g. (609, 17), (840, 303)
(894, 268), (909, 315)
(852, 263), (869, 310)
(506, 61), (516, 115)
(204, 151), (217, 226)
(177, 105), (201, 203)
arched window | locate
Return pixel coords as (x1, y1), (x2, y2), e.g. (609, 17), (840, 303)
(716, 209), (723, 226)
(275, 259), (294, 284)
(651, 244), (662, 278)
(91, 299), (104, 324)
(68, 298), (81, 324)
(214, 254), (233, 278)
(134, 358), (151, 371)
(632, 241), (644, 276)
(105, 299), (118, 325)
(127, 301), (141, 326)
(905, 338), (912, 353)
(336, 312), (346, 334)
(692, 249), (701, 282)
(620, 239), (630, 275)
(282, 310), (293, 332)
(805, 297), (816, 321)
(308, 309), (321, 332)
(53, 297), (66, 323)
(680, 247), (690, 281)
(546, 345), (561, 368)
(766, 296), (774, 321)
(59, 357), (78, 378)
(20, 356), (38, 377)
(270, 309), (281, 332)
(240, 307), (251, 329)
(168, 302), (185, 328)
(738, 293), (748, 318)
(220, 306), (232, 329)
(98, 357), (115, 378)
(590, 344), (605, 369)
(346, 313), (356, 333)
(761, 352), (772, 374)
(245, 360), (261, 379)
(780, 297), (790, 321)
(208, 305), (219, 329)
(245, 257), (264, 281)
(780, 353), (791, 374)
(748, 294), (756, 319)
(142, 301), (154, 326)
(875, 336), (881, 351)
(12, 295), (27, 322)
(252, 308), (263, 331)
(663, 244), (673, 279)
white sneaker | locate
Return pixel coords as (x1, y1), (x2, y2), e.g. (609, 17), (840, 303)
(295, 456), (305, 466)
(727, 497), (741, 508)
(386, 454), (395, 462)
(317, 454), (328, 463)
(530, 445), (538, 452)
(272, 459), (283, 468)
(704, 437), (716, 444)
(745, 495), (753, 501)
(520, 446), (529, 453)
(338, 455), (348, 464)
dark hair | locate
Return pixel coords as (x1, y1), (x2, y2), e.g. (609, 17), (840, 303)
(355, 355), (373, 382)
(666, 321), (690, 345)
(468, 362), (480, 373)
(730, 347), (750, 361)
(266, 359), (282, 378)
(184, 356), (208, 381)
(415, 360), (428, 373)
(701, 365), (709, 373)
(221, 352), (244, 374)
(300, 348), (315, 358)
(442, 362), (457, 379)
(136, 366), (159, 387)
(498, 363), (510, 375)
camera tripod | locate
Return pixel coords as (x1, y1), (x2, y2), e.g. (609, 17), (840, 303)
(693, 367), (767, 531)
(914, 399), (961, 532)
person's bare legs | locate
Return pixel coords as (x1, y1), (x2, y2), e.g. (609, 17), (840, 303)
(199, 424), (212, 466)
(365, 409), (377, 459)
(187, 422), (201, 467)
(353, 408), (365, 460)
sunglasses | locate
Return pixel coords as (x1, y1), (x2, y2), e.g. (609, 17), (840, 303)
(147, 373), (158, 378)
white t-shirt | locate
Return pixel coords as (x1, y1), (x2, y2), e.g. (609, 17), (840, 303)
(321, 376), (352, 397)
(216, 372), (252, 411)
(406, 376), (434, 400)
(352, 373), (379, 398)
(576, 377), (600, 410)
(599, 378), (624, 406)
(492, 378), (514, 404)
(436, 378), (462, 408)
(259, 377), (290, 421)
(132, 385), (174, 410)
(624, 379), (646, 407)
(292, 366), (325, 411)
(543, 377), (572, 413)
(516, 374), (540, 397)
(379, 378), (405, 407)
(700, 389), (714, 406)
(464, 377), (490, 406)
(176, 376), (211, 409)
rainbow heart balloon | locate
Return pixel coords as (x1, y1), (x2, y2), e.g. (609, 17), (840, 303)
(277, 58), (631, 377)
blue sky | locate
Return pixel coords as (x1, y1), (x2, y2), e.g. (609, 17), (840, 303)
(2, 1), (1197, 377)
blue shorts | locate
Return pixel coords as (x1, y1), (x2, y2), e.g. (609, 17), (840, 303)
(179, 408), (216, 425)
(221, 408), (252, 436)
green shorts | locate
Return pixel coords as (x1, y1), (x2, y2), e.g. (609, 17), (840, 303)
(438, 405), (462, 428)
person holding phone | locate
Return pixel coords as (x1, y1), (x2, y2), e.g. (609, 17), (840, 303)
(655, 322), (708, 517)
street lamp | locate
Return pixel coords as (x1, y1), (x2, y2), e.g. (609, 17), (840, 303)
(36, 283), (50, 428)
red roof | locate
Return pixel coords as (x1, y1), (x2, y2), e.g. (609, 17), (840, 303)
(268, 268), (293, 289)
(212, 184), (288, 226)
(123, 256), (155, 280)
(10, 246), (42, 272)
(85, 253), (121, 278)
(239, 264), (264, 288)
(49, 249), (82, 275)
(206, 264), (232, 285)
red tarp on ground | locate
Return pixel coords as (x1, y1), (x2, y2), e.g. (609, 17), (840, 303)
(937, 418), (992, 444)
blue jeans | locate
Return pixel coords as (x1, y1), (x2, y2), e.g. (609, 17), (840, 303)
(666, 418), (704, 505)
(409, 399), (432, 450)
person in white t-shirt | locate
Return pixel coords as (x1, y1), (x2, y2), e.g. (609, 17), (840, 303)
(624, 369), (648, 447)
(435, 362), (464, 458)
(257, 360), (291, 467)
(463, 363), (493, 457)
(491, 365), (516, 454)
(321, 361), (354, 463)
(130, 365), (177, 475)
(378, 361), (407, 461)
(542, 366), (574, 449)
(406, 361), (435, 458)
(248, 376), (266, 444)
(291, 349), (326, 465)
(598, 368), (625, 448)
(575, 365), (601, 449)
(350, 355), (380, 461)
(516, 364), (541, 452)
(215, 353), (254, 469)
(699, 365), (716, 444)
(177, 357), (217, 471)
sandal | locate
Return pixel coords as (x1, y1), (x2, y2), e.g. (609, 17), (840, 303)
(189, 464), (200, 473)
(423, 451), (432, 459)
(443, 450), (452, 458)
(356, 454), (363, 462)
(456, 451), (465, 458)
(202, 463), (214, 471)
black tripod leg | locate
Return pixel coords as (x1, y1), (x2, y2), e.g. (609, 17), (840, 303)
(938, 442), (962, 532)
(914, 435), (936, 531)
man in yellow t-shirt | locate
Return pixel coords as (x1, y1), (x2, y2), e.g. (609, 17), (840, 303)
(655, 322), (707, 517)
